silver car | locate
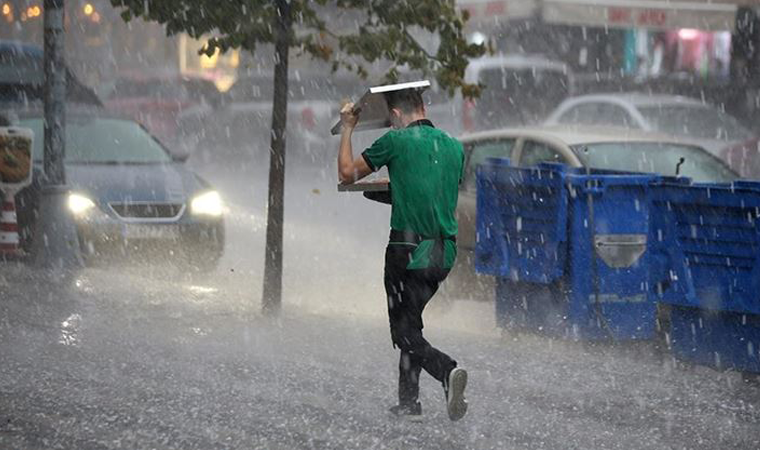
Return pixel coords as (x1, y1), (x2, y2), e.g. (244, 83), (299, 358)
(544, 93), (755, 155)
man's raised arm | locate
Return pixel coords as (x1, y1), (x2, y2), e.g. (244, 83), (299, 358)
(338, 102), (373, 184)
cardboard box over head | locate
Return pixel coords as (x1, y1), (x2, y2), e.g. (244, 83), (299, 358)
(331, 80), (430, 136)
(0, 127), (34, 190)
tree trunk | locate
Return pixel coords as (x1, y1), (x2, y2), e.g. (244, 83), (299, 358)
(43, 0), (66, 185)
(261, 0), (292, 315)
(32, 0), (83, 272)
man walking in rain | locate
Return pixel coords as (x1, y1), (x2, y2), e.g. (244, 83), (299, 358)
(337, 88), (468, 421)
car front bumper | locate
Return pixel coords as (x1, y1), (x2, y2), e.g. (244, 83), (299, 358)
(74, 211), (224, 260)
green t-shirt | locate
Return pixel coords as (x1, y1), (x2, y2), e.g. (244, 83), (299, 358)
(362, 120), (464, 269)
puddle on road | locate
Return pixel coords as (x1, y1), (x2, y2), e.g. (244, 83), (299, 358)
(186, 285), (219, 296)
(73, 276), (95, 293)
(59, 313), (82, 346)
(190, 326), (209, 336)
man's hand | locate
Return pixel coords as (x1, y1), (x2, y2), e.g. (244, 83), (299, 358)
(340, 102), (360, 130)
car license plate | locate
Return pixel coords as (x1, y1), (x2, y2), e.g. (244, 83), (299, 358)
(122, 224), (179, 240)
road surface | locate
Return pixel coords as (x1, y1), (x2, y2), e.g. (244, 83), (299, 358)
(1, 157), (759, 449)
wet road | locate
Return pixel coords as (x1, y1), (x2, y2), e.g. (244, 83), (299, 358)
(1, 157), (759, 449)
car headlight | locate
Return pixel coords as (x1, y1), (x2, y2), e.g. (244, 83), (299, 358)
(68, 193), (96, 215)
(191, 191), (223, 217)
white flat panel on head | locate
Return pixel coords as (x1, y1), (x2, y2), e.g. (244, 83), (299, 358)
(331, 80), (430, 135)
(368, 80), (431, 94)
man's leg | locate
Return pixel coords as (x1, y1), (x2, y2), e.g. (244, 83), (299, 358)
(427, 269), (469, 421)
(391, 270), (457, 385)
(398, 350), (423, 406)
(395, 269), (468, 421)
(385, 245), (423, 414)
(385, 246), (462, 418)
(392, 311), (457, 384)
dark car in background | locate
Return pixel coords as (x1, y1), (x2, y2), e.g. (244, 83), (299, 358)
(104, 74), (223, 156)
(198, 73), (361, 164)
(461, 54), (573, 134)
(7, 108), (225, 272)
(394, 55), (572, 139)
(0, 40), (101, 106)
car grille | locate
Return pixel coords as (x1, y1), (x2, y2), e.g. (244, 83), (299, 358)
(109, 202), (185, 221)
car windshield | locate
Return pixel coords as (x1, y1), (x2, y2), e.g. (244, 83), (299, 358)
(20, 117), (172, 164)
(638, 105), (753, 142)
(573, 141), (737, 183)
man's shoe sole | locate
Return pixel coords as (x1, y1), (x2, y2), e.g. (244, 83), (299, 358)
(447, 368), (468, 421)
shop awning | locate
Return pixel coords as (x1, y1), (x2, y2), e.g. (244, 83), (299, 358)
(458, 0), (537, 23)
(542, 0), (738, 32)
(458, 0), (742, 32)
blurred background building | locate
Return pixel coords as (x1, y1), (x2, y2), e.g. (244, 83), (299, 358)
(1, 0), (759, 126)
(459, 0), (759, 83)
(0, 0), (241, 95)
(3, 0), (759, 87)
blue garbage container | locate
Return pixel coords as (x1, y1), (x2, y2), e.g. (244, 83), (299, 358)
(563, 169), (659, 340)
(668, 306), (760, 373)
(475, 159), (568, 282)
(650, 179), (760, 372)
(650, 179), (760, 315)
(475, 160), (570, 333)
(477, 160), (659, 341)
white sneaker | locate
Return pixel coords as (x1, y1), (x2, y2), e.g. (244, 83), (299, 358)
(446, 367), (468, 421)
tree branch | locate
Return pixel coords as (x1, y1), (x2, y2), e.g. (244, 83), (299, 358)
(402, 28), (441, 63)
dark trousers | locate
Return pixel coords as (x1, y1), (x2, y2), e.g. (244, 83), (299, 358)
(384, 244), (457, 406)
